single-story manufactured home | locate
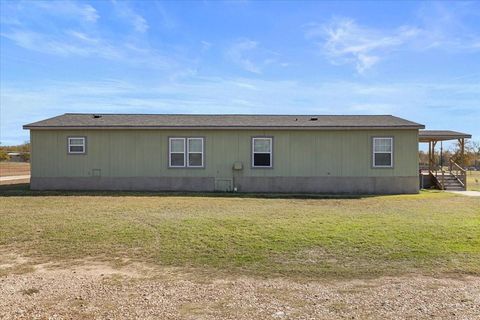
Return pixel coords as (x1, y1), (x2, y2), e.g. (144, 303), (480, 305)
(23, 113), (431, 194)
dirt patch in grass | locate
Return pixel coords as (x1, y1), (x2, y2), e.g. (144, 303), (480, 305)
(0, 252), (30, 269)
(0, 251), (35, 277)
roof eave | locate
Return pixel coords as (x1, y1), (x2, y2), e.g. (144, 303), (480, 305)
(23, 125), (425, 130)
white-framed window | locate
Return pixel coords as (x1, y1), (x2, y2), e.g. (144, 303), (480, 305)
(68, 137), (86, 154)
(187, 137), (204, 167)
(169, 137), (186, 167)
(252, 137), (272, 168)
(169, 137), (204, 168)
(373, 137), (393, 168)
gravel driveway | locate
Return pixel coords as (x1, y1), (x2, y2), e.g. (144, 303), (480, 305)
(1, 261), (479, 319)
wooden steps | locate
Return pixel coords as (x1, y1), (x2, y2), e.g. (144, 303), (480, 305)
(434, 173), (466, 191)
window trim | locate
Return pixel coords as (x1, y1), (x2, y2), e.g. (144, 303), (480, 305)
(187, 137), (204, 168)
(67, 136), (86, 155)
(168, 137), (205, 168)
(372, 137), (394, 168)
(251, 137), (273, 168)
(169, 137), (186, 168)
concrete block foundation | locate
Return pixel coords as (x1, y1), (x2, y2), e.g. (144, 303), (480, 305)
(31, 176), (419, 194)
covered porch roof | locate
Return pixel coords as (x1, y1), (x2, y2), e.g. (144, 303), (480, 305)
(419, 130), (472, 191)
(419, 130), (472, 142)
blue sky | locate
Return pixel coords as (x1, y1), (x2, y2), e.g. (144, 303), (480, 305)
(1, 0), (479, 146)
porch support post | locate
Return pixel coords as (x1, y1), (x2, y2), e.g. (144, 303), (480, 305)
(459, 138), (465, 167)
(430, 140), (437, 171)
(440, 141), (443, 168)
(428, 141), (431, 171)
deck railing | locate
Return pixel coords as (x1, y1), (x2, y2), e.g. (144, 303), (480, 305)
(429, 168), (445, 190)
(427, 159), (466, 190)
(449, 158), (466, 188)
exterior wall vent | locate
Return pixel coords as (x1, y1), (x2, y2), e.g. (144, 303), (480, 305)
(310, 117), (318, 121)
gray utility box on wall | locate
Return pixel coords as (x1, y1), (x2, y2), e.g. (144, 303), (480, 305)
(233, 161), (243, 170)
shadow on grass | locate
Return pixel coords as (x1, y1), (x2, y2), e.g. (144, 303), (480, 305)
(0, 183), (381, 200)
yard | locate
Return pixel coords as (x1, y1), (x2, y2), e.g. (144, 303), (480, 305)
(1, 188), (479, 318)
(468, 170), (480, 191)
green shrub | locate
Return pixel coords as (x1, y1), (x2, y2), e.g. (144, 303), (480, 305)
(0, 150), (9, 161)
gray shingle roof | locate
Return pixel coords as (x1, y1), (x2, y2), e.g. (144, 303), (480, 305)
(419, 130), (471, 141)
(24, 113), (425, 130)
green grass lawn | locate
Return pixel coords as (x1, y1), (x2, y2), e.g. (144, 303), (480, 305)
(467, 170), (480, 191)
(1, 189), (479, 279)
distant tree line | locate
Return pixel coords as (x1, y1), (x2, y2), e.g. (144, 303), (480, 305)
(0, 142), (31, 162)
(419, 140), (480, 169)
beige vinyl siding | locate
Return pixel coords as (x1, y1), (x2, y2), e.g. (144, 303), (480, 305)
(30, 129), (419, 179)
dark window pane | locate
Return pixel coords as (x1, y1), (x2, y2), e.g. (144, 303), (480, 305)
(188, 153), (202, 166)
(69, 146), (84, 153)
(171, 153), (185, 166)
(374, 153), (392, 166)
(254, 153), (271, 167)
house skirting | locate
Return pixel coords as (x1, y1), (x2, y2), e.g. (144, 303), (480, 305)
(235, 176), (418, 194)
(30, 176), (419, 194)
(30, 177), (215, 192)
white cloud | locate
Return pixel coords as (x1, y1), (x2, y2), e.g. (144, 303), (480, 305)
(2, 29), (122, 59)
(226, 39), (286, 74)
(1, 27), (177, 69)
(306, 18), (420, 73)
(227, 39), (262, 74)
(305, 2), (480, 73)
(0, 0), (159, 63)
(414, 2), (480, 52)
(152, 2), (177, 30)
(201, 41), (212, 51)
(66, 30), (100, 43)
(133, 17), (148, 33)
(112, 0), (149, 33)
(31, 1), (99, 22)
